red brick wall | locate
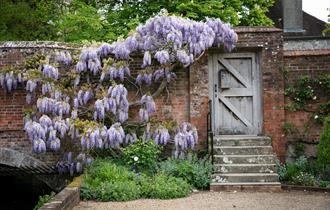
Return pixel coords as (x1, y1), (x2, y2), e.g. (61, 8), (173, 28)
(0, 29), (289, 163)
(189, 27), (286, 160)
(283, 52), (330, 159)
(0, 42), (78, 164)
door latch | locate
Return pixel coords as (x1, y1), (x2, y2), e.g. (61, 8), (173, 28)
(214, 84), (217, 97)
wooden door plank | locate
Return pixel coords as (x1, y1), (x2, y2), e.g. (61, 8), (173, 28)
(219, 96), (253, 128)
(220, 88), (253, 97)
(218, 58), (251, 89)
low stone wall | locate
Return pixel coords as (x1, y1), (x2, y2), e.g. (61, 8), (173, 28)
(39, 176), (82, 210)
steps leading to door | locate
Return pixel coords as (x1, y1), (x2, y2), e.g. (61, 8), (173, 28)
(210, 135), (281, 192)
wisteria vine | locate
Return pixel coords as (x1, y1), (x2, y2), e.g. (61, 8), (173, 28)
(0, 13), (237, 174)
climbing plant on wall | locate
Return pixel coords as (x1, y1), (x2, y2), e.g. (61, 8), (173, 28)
(0, 13), (237, 174)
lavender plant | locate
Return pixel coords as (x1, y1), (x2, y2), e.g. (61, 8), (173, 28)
(0, 13), (237, 174)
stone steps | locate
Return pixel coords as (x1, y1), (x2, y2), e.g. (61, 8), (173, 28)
(213, 135), (271, 146)
(212, 173), (279, 183)
(210, 135), (281, 192)
(214, 146), (274, 155)
(214, 155), (276, 164)
(210, 182), (282, 192)
(214, 163), (277, 173)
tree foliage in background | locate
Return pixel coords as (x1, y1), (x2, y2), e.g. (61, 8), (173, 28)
(0, 0), (274, 42)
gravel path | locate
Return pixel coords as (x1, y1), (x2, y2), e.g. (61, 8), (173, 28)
(74, 191), (330, 210)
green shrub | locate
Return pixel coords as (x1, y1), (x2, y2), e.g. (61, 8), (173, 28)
(319, 180), (330, 188)
(33, 192), (56, 210)
(158, 157), (213, 189)
(122, 140), (161, 173)
(81, 160), (141, 201)
(317, 117), (330, 170)
(81, 158), (192, 201)
(291, 172), (317, 186)
(144, 173), (191, 199)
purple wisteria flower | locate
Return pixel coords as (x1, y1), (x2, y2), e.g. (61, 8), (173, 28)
(113, 41), (130, 59)
(153, 126), (170, 145)
(0, 71), (23, 93)
(94, 99), (105, 121)
(139, 108), (149, 122)
(97, 43), (113, 58)
(76, 61), (87, 73)
(140, 94), (156, 113)
(176, 50), (194, 66)
(50, 138), (61, 152)
(154, 50), (170, 64)
(43, 64), (59, 80)
(106, 123), (125, 148)
(136, 73), (152, 86)
(153, 68), (176, 82)
(124, 133), (137, 145)
(108, 65), (130, 81)
(142, 51), (152, 67)
(55, 51), (72, 65)
(53, 118), (69, 138)
(33, 139), (46, 153)
(42, 82), (53, 95)
(174, 122), (198, 158)
(26, 80), (37, 93)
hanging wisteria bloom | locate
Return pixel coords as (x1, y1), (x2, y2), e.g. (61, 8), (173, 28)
(33, 139), (47, 153)
(153, 68), (176, 82)
(108, 65), (130, 81)
(140, 94), (156, 113)
(0, 71), (23, 92)
(174, 122), (198, 158)
(142, 51), (152, 67)
(136, 72), (153, 86)
(124, 133), (137, 145)
(154, 50), (170, 64)
(97, 43), (113, 58)
(106, 123), (125, 148)
(153, 126), (170, 145)
(26, 80), (38, 93)
(55, 51), (72, 65)
(77, 89), (94, 105)
(0, 13), (238, 176)
(42, 65), (59, 80)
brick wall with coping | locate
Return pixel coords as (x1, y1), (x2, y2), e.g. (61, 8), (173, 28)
(190, 27), (286, 160)
(0, 28), (289, 164)
(0, 42), (79, 164)
(283, 50), (330, 160)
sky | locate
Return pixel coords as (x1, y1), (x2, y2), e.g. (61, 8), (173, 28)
(303, 0), (329, 23)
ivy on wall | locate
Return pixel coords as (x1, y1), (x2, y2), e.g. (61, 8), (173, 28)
(285, 74), (330, 123)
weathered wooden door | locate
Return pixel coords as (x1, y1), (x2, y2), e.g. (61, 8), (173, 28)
(209, 52), (262, 135)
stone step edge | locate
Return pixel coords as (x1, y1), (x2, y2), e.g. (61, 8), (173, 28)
(214, 154), (276, 157)
(214, 135), (271, 140)
(210, 182), (281, 186)
(214, 163), (276, 167)
(214, 146), (273, 149)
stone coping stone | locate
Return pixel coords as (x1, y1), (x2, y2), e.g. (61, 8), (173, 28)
(39, 175), (83, 210)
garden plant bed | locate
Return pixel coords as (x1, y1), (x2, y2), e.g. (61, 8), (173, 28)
(282, 184), (330, 192)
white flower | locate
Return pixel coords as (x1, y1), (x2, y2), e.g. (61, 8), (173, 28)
(133, 156), (139, 162)
(313, 96), (317, 100)
(314, 115), (319, 119)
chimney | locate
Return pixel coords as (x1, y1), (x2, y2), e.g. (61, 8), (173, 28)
(282, 0), (305, 33)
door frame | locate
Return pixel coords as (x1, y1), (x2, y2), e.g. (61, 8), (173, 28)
(208, 51), (263, 135)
